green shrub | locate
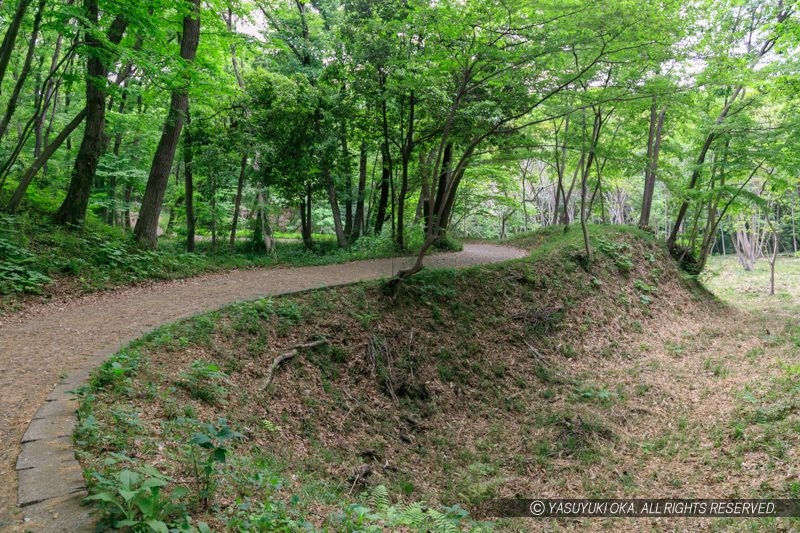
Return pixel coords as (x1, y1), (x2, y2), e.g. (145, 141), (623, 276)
(86, 463), (195, 532)
(0, 237), (52, 294)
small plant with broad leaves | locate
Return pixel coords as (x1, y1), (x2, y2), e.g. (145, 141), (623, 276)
(188, 418), (243, 510)
(85, 456), (205, 532)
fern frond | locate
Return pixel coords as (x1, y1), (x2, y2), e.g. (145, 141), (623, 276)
(367, 484), (391, 512)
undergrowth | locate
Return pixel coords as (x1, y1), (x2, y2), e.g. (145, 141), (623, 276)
(74, 225), (737, 532)
(0, 210), (437, 314)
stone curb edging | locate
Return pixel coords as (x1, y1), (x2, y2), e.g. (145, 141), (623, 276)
(17, 350), (119, 533)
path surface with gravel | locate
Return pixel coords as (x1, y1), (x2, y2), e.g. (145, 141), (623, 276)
(0, 244), (526, 532)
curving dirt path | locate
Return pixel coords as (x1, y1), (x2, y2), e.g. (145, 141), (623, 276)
(0, 244), (525, 532)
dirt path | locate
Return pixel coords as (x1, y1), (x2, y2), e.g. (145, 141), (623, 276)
(0, 244), (525, 531)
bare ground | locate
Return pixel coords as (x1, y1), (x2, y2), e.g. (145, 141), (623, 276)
(0, 244), (525, 532)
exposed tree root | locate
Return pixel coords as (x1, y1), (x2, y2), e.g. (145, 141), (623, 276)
(260, 338), (327, 390)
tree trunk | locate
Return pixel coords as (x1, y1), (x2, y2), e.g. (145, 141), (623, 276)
(428, 142), (453, 234)
(766, 218), (777, 296)
(54, 9), (128, 225)
(395, 91), (414, 250)
(124, 186), (132, 228)
(338, 119), (353, 239)
(184, 106), (195, 252)
(0, 0), (46, 142)
(560, 154), (582, 226)
(792, 197), (798, 254)
(165, 164), (182, 235)
(352, 142), (367, 241)
(226, 11), (248, 250)
(257, 188), (275, 255)
(374, 141), (391, 235)
(210, 175), (217, 251)
(639, 99), (666, 229)
(6, 109), (86, 211)
(107, 87), (130, 225)
(0, 0), (33, 92)
(300, 184), (313, 249)
(229, 152), (247, 248)
(552, 117), (569, 226)
(325, 163), (348, 248)
(438, 146), (476, 234)
(134, 0), (200, 248)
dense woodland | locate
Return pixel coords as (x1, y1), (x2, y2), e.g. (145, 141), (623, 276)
(0, 0), (798, 275)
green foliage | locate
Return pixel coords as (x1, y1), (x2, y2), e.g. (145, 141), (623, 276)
(187, 418), (243, 510)
(0, 236), (52, 294)
(596, 237), (634, 274)
(91, 350), (142, 392)
(86, 463), (192, 532)
(324, 485), (490, 532)
(226, 499), (315, 532)
(178, 361), (228, 405)
(573, 384), (620, 406)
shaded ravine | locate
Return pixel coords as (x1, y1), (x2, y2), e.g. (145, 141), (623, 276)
(0, 244), (526, 532)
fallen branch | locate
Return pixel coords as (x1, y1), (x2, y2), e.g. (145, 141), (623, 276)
(260, 338), (328, 391)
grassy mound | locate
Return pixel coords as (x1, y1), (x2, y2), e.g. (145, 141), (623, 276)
(76, 225), (728, 531)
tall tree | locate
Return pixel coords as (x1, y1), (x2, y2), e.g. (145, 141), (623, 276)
(0, 0), (46, 141)
(134, 0), (201, 247)
(54, 5), (127, 225)
(639, 98), (667, 229)
(0, 0), (34, 91)
(666, 0), (793, 250)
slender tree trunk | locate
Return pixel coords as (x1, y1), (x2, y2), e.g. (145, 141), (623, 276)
(300, 184), (313, 249)
(578, 107), (603, 265)
(428, 142), (453, 234)
(640, 100), (666, 229)
(257, 188), (275, 255)
(439, 146), (476, 233)
(396, 91), (414, 250)
(0, 0), (46, 142)
(210, 175), (217, 251)
(561, 155), (583, 225)
(521, 168), (529, 231)
(124, 186), (132, 228)
(134, 0), (200, 248)
(0, 0), (33, 93)
(325, 163), (348, 248)
(352, 142), (367, 241)
(6, 109), (86, 211)
(165, 162), (182, 234)
(184, 107), (195, 252)
(552, 117), (569, 226)
(229, 152), (247, 248)
(335, 117), (353, 239)
(374, 141), (391, 235)
(107, 87), (130, 225)
(226, 12), (248, 250)
(54, 9), (128, 225)
(767, 220), (777, 296)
